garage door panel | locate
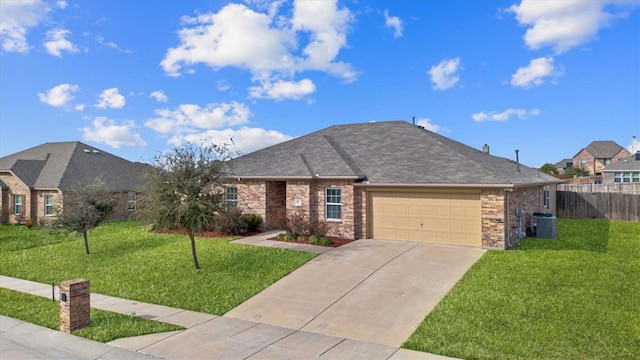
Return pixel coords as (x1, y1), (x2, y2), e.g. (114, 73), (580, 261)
(371, 191), (481, 247)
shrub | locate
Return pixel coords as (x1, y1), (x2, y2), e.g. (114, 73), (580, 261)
(213, 210), (248, 235)
(276, 233), (286, 240)
(318, 237), (332, 246)
(308, 235), (320, 245)
(283, 233), (295, 242)
(298, 235), (308, 242)
(309, 220), (329, 237)
(243, 213), (263, 232)
(286, 211), (309, 236)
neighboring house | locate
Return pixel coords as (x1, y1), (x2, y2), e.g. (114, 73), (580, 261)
(0, 141), (148, 225)
(572, 140), (631, 175)
(601, 152), (640, 184)
(229, 121), (560, 250)
(554, 158), (573, 174)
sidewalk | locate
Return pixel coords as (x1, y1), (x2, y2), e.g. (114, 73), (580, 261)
(0, 232), (460, 359)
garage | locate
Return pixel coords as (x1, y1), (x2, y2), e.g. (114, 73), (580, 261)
(370, 191), (482, 246)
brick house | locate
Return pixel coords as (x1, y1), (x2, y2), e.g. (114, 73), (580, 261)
(229, 121), (560, 249)
(572, 140), (631, 175)
(0, 142), (148, 225)
(601, 152), (640, 184)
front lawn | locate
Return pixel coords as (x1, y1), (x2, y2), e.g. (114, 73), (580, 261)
(403, 219), (640, 359)
(0, 220), (316, 315)
(0, 288), (183, 342)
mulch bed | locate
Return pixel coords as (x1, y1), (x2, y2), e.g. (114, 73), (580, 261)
(155, 229), (262, 238)
(268, 236), (354, 248)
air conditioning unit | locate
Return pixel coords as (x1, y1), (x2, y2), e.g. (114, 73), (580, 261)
(533, 213), (557, 239)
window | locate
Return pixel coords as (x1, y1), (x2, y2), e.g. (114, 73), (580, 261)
(14, 194), (24, 214)
(127, 192), (137, 212)
(615, 172), (640, 183)
(580, 159), (587, 167)
(543, 186), (550, 210)
(604, 158), (611, 165)
(225, 187), (238, 210)
(325, 188), (342, 220)
(44, 195), (54, 216)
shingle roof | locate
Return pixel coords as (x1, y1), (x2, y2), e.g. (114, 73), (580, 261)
(578, 140), (626, 159)
(601, 153), (640, 171)
(0, 141), (148, 191)
(231, 121), (558, 186)
(554, 158), (573, 168)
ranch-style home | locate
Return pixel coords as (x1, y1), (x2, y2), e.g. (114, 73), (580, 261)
(0, 141), (148, 225)
(229, 120), (561, 249)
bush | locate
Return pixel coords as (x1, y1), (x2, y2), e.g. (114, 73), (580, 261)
(308, 235), (320, 245)
(298, 235), (308, 242)
(318, 237), (332, 246)
(286, 211), (309, 236)
(309, 220), (329, 237)
(213, 210), (248, 235)
(243, 213), (262, 232)
(283, 233), (295, 242)
(276, 233), (286, 240)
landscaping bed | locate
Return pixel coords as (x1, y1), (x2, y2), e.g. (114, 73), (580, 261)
(269, 234), (355, 247)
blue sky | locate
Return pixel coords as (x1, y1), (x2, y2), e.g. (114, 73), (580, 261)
(1, 0), (638, 167)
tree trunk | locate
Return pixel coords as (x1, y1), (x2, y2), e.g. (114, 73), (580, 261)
(83, 230), (90, 255)
(189, 230), (200, 270)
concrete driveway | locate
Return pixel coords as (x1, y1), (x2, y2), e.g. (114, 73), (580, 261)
(226, 239), (485, 347)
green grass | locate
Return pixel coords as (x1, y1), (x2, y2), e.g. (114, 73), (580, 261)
(0, 220), (316, 315)
(0, 288), (183, 342)
(403, 219), (640, 360)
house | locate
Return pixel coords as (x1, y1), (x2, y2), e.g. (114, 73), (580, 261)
(554, 158), (573, 174)
(228, 121), (560, 249)
(572, 140), (631, 175)
(0, 141), (148, 225)
(601, 152), (640, 184)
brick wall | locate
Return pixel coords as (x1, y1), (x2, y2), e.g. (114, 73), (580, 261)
(33, 190), (62, 225)
(0, 173), (31, 224)
(265, 181), (286, 230)
(353, 187), (367, 239)
(311, 180), (355, 239)
(480, 189), (506, 249)
(574, 148), (632, 175)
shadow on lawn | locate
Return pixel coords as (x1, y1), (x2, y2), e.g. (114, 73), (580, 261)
(519, 218), (610, 253)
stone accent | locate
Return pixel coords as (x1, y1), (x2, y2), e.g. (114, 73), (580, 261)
(353, 187), (367, 239)
(0, 173), (30, 224)
(573, 148), (631, 175)
(59, 279), (90, 333)
(480, 189), (506, 249)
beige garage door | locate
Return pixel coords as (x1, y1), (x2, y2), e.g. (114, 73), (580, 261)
(371, 191), (481, 246)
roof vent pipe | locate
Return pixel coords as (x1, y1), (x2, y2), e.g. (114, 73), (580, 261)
(412, 116), (416, 125)
(515, 149), (520, 173)
(482, 144), (490, 154)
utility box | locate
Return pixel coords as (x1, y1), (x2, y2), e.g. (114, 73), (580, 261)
(533, 213), (557, 239)
(59, 279), (90, 333)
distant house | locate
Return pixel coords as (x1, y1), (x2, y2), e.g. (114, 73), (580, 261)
(554, 158), (573, 174)
(601, 152), (640, 184)
(0, 142), (148, 225)
(229, 121), (560, 250)
(572, 141), (631, 175)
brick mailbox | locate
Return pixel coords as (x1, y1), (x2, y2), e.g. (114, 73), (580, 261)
(59, 279), (90, 333)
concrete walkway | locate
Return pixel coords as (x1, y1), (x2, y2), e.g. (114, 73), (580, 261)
(0, 233), (480, 359)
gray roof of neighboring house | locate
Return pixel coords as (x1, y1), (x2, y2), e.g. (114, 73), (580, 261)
(554, 158), (573, 168)
(0, 141), (149, 191)
(231, 121), (559, 186)
(575, 140), (626, 159)
(601, 153), (640, 171)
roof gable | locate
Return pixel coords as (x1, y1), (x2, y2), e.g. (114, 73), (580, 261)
(231, 121), (558, 186)
(578, 140), (625, 159)
(0, 141), (148, 191)
(601, 153), (640, 171)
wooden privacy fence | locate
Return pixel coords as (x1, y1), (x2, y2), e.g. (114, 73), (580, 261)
(558, 183), (640, 194)
(557, 191), (640, 222)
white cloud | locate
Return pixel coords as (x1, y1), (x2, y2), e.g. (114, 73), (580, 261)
(217, 79), (231, 91)
(81, 117), (146, 148)
(44, 28), (78, 57)
(149, 90), (168, 103)
(145, 101), (250, 134)
(428, 58), (461, 90)
(56, 1), (68, 9)
(95, 34), (132, 53)
(37, 83), (79, 107)
(168, 126), (292, 156)
(471, 108), (541, 122)
(0, 0), (50, 53)
(384, 10), (403, 38)
(74, 104), (85, 111)
(509, 0), (637, 54)
(416, 118), (442, 133)
(96, 88), (126, 109)
(511, 57), (561, 88)
(160, 0), (355, 99)
(248, 78), (315, 100)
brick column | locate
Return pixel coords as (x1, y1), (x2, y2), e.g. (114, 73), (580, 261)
(59, 279), (90, 333)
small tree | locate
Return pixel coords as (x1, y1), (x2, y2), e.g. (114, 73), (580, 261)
(54, 179), (117, 255)
(565, 165), (590, 178)
(539, 163), (559, 175)
(137, 142), (231, 270)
